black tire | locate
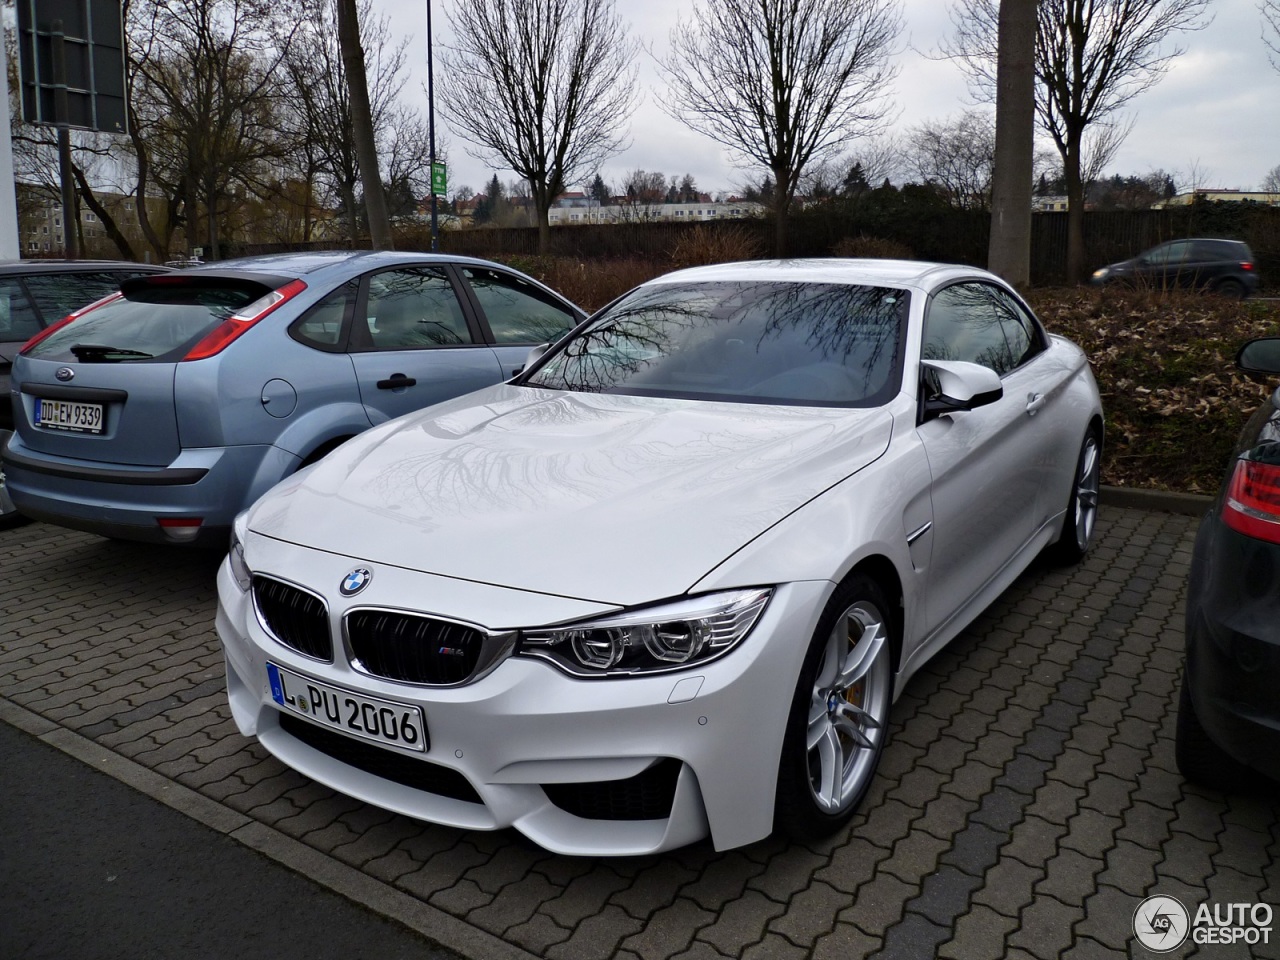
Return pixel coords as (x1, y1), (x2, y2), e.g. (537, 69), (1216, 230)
(1175, 678), (1259, 791)
(775, 573), (894, 841)
(1049, 427), (1101, 565)
(1212, 278), (1246, 300)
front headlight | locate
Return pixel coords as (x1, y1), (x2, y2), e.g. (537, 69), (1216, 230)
(228, 533), (252, 592)
(520, 588), (771, 677)
(1091, 268), (1109, 280)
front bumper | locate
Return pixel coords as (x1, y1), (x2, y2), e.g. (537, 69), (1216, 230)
(2, 432), (293, 545)
(216, 534), (832, 855)
(1184, 512), (1280, 782)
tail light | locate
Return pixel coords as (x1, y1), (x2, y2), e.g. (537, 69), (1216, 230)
(1242, 262), (1255, 271)
(18, 292), (124, 355)
(182, 279), (307, 361)
(1222, 458), (1280, 544)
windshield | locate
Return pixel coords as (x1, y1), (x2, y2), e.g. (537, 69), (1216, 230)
(524, 280), (907, 406)
(25, 283), (263, 362)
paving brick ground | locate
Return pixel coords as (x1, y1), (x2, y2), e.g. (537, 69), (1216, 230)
(2, 506), (1278, 959)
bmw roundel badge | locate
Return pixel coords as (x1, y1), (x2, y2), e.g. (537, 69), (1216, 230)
(55, 366), (75, 382)
(340, 567), (372, 596)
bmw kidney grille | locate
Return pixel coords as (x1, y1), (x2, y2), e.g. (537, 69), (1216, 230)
(344, 610), (487, 685)
(252, 576), (332, 661)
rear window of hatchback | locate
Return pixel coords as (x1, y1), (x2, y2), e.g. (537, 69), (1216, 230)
(24, 283), (264, 362)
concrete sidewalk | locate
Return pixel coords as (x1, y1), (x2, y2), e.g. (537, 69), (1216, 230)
(1, 507), (1277, 959)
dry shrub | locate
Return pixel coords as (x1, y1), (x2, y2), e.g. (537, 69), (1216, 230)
(670, 225), (764, 269)
(498, 255), (666, 312)
(1029, 286), (1280, 493)
(831, 235), (915, 260)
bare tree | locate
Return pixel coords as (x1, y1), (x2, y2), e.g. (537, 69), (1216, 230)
(1182, 157), (1213, 193)
(439, 0), (638, 253)
(336, 0), (391, 248)
(946, 0), (1211, 281)
(903, 111), (997, 210)
(283, 0), (412, 241)
(129, 0), (299, 259)
(617, 169), (668, 222)
(987, 0), (1037, 287)
(1263, 164), (1280, 195)
(662, 0), (902, 256)
(1265, 0), (1280, 68)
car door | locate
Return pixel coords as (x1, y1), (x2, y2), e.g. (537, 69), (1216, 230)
(455, 264), (583, 377)
(1143, 240), (1194, 289)
(348, 265), (505, 424)
(915, 281), (1053, 638)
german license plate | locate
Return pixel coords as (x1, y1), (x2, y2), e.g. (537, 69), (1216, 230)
(35, 398), (105, 434)
(267, 663), (427, 752)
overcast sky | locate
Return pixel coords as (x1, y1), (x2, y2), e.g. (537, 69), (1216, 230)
(385, 0), (1280, 198)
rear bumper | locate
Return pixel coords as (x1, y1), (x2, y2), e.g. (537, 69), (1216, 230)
(1184, 513), (1280, 782)
(1, 432), (289, 546)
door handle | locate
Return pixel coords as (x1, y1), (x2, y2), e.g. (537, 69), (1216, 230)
(377, 374), (417, 390)
(1025, 392), (1047, 416)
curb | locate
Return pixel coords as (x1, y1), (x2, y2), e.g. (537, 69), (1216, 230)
(1099, 484), (1212, 517)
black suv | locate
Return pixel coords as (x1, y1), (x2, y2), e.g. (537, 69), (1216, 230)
(1090, 238), (1259, 297)
(1, 260), (169, 528)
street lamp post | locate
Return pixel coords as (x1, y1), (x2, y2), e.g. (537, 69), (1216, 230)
(427, 0), (439, 252)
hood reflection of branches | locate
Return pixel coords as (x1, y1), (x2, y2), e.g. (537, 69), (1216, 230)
(527, 282), (904, 405)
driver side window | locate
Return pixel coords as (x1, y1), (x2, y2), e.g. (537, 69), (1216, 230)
(922, 283), (1019, 378)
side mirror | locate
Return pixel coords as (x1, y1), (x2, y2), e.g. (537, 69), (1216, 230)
(511, 342), (551, 379)
(1237, 338), (1280, 382)
(920, 359), (1003, 422)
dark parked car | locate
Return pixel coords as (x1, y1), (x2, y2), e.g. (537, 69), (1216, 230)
(1, 259), (171, 528)
(1176, 337), (1280, 789)
(3, 251), (584, 546)
(1090, 238), (1259, 298)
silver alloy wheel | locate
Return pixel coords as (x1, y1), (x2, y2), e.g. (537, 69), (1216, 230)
(1074, 434), (1101, 551)
(805, 600), (891, 813)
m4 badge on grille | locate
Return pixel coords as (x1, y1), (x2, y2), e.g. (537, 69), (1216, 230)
(340, 567), (372, 596)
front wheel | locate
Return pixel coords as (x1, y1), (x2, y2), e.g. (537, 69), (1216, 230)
(775, 574), (894, 841)
(1050, 428), (1101, 565)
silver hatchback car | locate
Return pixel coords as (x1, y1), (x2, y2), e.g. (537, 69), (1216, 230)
(3, 250), (584, 545)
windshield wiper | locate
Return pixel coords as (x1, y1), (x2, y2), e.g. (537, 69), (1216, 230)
(69, 344), (154, 362)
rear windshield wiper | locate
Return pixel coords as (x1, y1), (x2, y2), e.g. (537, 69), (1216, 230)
(69, 344), (155, 362)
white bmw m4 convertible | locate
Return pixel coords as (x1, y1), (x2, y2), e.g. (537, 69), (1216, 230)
(216, 259), (1103, 855)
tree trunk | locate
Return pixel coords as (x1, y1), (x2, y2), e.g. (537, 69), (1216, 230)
(773, 166), (790, 257)
(1063, 131), (1086, 283)
(336, 0), (393, 250)
(70, 165), (136, 260)
(987, 0), (1037, 288)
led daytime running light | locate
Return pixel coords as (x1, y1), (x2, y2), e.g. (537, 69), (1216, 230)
(522, 588), (771, 676)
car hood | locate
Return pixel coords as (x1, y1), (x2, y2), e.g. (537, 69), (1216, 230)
(247, 384), (893, 607)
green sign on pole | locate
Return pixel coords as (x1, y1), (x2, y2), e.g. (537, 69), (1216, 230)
(431, 162), (447, 197)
